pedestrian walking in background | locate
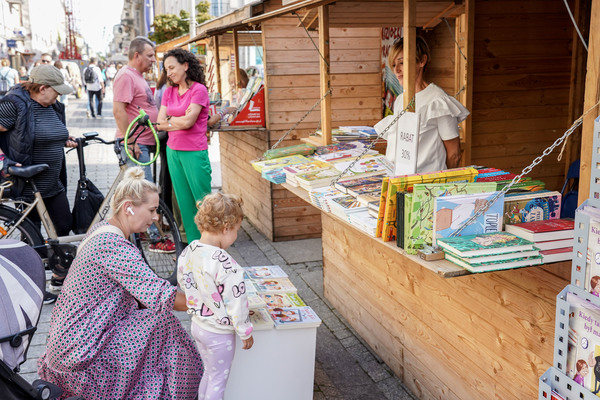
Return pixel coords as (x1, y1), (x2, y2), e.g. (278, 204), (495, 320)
(18, 66), (29, 82)
(83, 57), (104, 119)
(155, 48), (212, 243)
(105, 62), (117, 88)
(54, 60), (72, 106)
(0, 58), (19, 97)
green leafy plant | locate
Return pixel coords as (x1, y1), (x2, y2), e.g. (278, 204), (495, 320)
(149, 3), (212, 44)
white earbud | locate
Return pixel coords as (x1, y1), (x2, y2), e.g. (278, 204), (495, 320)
(126, 206), (135, 215)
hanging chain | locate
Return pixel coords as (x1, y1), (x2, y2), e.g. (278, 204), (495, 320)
(442, 17), (467, 61)
(329, 98), (415, 187)
(293, 12), (329, 68)
(261, 88), (333, 159)
(448, 100), (600, 240)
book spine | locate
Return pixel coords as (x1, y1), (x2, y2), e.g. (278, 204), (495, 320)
(396, 191), (405, 249)
(375, 178), (389, 238)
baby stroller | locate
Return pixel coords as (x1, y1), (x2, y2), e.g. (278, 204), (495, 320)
(0, 239), (80, 399)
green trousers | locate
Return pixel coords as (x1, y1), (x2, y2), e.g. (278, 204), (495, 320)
(166, 147), (212, 242)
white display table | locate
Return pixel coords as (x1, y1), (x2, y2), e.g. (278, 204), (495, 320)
(224, 326), (319, 400)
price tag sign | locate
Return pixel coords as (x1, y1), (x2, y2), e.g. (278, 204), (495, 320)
(393, 111), (420, 175)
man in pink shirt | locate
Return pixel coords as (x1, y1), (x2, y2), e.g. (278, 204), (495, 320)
(112, 36), (158, 181)
(113, 36), (175, 253)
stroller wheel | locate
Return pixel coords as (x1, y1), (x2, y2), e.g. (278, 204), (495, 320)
(33, 381), (51, 399)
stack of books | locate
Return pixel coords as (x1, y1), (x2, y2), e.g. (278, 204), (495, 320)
(282, 159), (331, 187)
(328, 195), (367, 223)
(504, 218), (574, 263)
(437, 231), (542, 273)
(308, 186), (346, 212)
(242, 265), (321, 330)
(348, 210), (378, 236)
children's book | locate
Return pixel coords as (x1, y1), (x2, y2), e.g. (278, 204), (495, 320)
(565, 291), (600, 392)
(314, 141), (365, 155)
(313, 148), (378, 163)
(402, 193), (413, 249)
(503, 190), (562, 226)
(283, 159), (332, 186)
(308, 186), (345, 211)
(504, 218), (575, 242)
(436, 231), (535, 258)
(498, 179), (546, 194)
(380, 167), (479, 243)
(247, 293), (268, 309)
(584, 218), (600, 296)
(244, 279), (258, 295)
(330, 155), (394, 178)
(244, 265), (288, 280)
(254, 278), (298, 294)
(295, 168), (343, 190)
(403, 182), (498, 253)
(444, 248), (541, 264)
(539, 247), (573, 264)
(269, 306), (322, 329)
(259, 292), (307, 309)
(251, 154), (310, 173)
(333, 175), (385, 194)
(347, 183), (383, 198)
(262, 168), (286, 184)
(432, 191), (504, 246)
(248, 307), (275, 330)
(444, 252), (542, 273)
(348, 210), (378, 237)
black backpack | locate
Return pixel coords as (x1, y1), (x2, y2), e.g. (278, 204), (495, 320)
(84, 67), (96, 84)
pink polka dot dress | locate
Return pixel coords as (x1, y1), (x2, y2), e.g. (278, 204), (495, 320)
(38, 223), (203, 399)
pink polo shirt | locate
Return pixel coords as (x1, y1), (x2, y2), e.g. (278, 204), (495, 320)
(162, 82), (210, 151)
(112, 66), (159, 146)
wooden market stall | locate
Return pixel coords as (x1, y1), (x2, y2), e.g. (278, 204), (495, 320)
(183, 0), (597, 398)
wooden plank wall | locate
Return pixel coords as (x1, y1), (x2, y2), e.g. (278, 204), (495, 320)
(219, 130), (274, 240)
(261, 0), (384, 240)
(471, 0), (575, 190)
(322, 212), (570, 399)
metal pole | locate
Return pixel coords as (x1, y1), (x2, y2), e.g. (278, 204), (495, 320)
(190, 0), (196, 39)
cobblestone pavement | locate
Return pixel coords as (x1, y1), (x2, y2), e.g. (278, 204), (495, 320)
(18, 92), (416, 400)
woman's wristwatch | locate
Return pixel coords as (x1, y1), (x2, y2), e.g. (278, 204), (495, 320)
(166, 115), (172, 128)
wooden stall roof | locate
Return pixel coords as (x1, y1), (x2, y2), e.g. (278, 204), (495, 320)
(156, 34), (192, 53)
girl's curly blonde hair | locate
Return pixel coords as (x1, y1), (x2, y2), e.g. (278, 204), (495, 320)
(195, 192), (244, 233)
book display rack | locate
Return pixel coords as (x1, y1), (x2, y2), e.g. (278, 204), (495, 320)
(539, 116), (600, 399)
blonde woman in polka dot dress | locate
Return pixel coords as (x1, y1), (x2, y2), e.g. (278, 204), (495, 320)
(38, 167), (203, 399)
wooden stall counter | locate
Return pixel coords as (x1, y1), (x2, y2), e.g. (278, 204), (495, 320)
(281, 182), (571, 399)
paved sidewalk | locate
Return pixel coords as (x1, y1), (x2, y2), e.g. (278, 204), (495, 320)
(20, 94), (415, 400)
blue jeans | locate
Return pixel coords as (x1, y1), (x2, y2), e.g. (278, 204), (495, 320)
(119, 144), (160, 239)
(120, 144), (153, 181)
(87, 89), (102, 117)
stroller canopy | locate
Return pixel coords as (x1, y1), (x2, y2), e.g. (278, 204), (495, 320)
(0, 240), (45, 371)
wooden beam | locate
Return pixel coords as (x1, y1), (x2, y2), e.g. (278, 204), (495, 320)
(319, 5), (332, 145)
(580, 0), (600, 203)
(422, 2), (463, 31)
(455, 0), (473, 166)
(232, 29), (241, 92)
(214, 35), (222, 95)
(404, 0), (416, 112)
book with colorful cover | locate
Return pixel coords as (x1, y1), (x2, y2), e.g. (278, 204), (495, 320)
(314, 141), (365, 155)
(269, 306), (322, 329)
(436, 231), (535, 258)
(584, 218), (600, 296)
(247, 293), (268, 309)
(565, 291), (600, 393)
(254, 278), (298, 294)
(380, 167), (479, 242)
(295, 168), (343, 190)
(283, 159), (332, 186)
(444, 252), (542, 273)
(356, 193), (380, 207)
(376, 177), (390, 237)
(248, 307), (274, 330)
(259, 292), (307, 309)
(444, 248), (541, 264)
(504, 218), (575, 242)
(308, 186), (345, 211)
(497, 179), (546, 194)
(244, 265), (288, 280)
(403, 182), (499, 252)
(261, 168), (286, 184)
(313, 148), (378, 163)
(348, 210), (378, 237)
(432, 191), (504, 247)
(330, 155), (394, 177)
(402, 193), (413, 250)
(347, 183), (383, 198)
(333, 175), (385, 194)
(503, 190), (561, 226)
(251, 154), (310, 173)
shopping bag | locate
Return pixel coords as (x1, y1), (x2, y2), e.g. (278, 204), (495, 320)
(71, 178), (104, 234)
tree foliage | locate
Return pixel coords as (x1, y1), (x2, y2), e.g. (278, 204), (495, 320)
(149, 2), (212, 44)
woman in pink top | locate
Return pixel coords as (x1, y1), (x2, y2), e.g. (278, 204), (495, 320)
(156, 49), (211, 242)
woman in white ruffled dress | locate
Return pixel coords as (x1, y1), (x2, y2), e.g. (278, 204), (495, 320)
(377, 36), (470, 173)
